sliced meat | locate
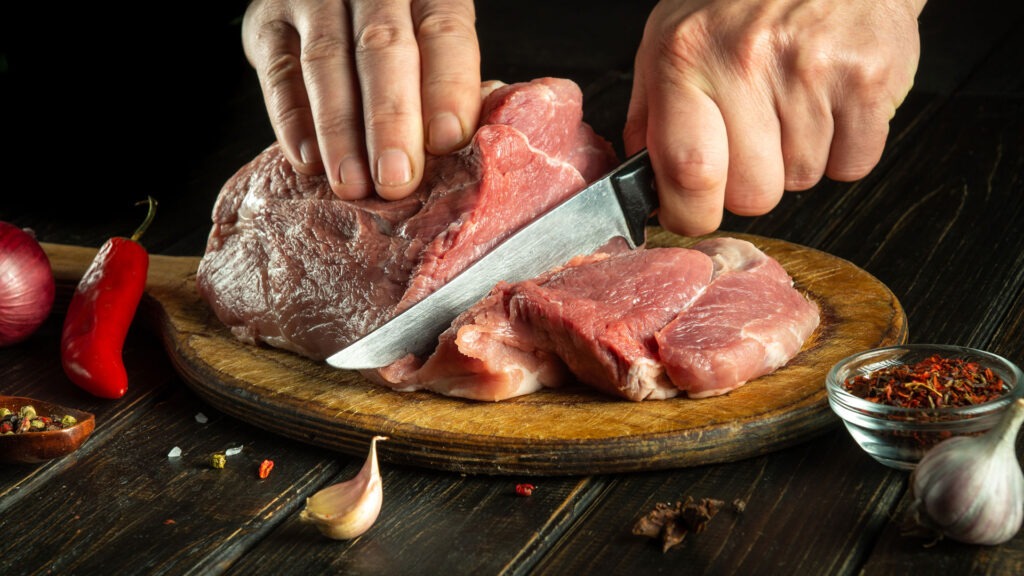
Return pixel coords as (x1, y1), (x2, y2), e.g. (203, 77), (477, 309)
(654, 237), (820, 398)
(388, 238), (818, 402)
(388, 249), (715, 401)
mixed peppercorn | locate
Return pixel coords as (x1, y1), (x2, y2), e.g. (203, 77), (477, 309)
(1, 405), (78, 434)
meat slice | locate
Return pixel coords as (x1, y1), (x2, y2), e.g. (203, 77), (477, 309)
(390, 249), (715, 401)
(196, 78), (618, 361)
(389, 238), (818, 402)
(654, 237), (820, 398)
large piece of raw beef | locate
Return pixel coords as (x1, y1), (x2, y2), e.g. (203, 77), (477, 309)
(197, 77), (820, 402)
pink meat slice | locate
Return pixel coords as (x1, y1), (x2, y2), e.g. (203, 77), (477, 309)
(392, 249), (715, 401)
(392, 238), (818, 402)
(654, 237), (820, 398)
(196, 78), (618, 362)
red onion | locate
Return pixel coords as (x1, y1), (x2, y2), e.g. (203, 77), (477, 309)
(0, 222), (55, 346)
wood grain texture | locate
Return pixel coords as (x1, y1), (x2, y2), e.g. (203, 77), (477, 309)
(43, 230), (906, 476)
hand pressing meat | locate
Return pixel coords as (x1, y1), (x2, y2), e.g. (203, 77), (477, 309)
(241, 0), (925, 235)
(242, 0), (480, 201)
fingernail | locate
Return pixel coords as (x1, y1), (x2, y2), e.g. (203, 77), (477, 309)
(376, 149), (412, 187)
(428, 112), (464, 153)
(339, 156), (369, 186)
(299, 138), (318, 167)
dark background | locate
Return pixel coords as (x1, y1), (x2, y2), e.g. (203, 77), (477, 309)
(0, 0), (1016, 251)
(1, 2), (655, 240)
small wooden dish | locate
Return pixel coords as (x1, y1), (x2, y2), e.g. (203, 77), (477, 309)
(0, 396), (96, 464)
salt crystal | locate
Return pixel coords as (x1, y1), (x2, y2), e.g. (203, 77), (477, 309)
(168, 446), (182, 458)
(225, 446), (243, 457)
(195, 412), (208, 424)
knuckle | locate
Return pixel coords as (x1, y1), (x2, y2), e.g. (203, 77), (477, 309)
(262, 51), (302, 88)
(356, 20), (411, 52)
(659, 17), (713, 73)
(789, 47), (834, 84)
(300, 33), (349, 66)
(726, 189), (782, 216)
(416, 11), (476, 41)
(828, 160), (875, 182)
(784, 169), (822, 191)
(725, 28), (780, 78)
(363, 103), (415, 131)
(660, 149), (726, 194)
(782, 154), (824, 191)
(315, 110), (362, 140)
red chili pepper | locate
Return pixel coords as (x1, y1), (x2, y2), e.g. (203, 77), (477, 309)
(61, 198), (156, 399)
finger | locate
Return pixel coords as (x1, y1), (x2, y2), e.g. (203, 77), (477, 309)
(646, 76), (730, 237)
(242, 2), (321, 175)
(778, 77), (833, 192)
(413, 0), (481, 155)
(827, 87), (894, 183)
(294, 1), (373, 199)
(352, 0), (424, 200)
(716, 84), (785, 217)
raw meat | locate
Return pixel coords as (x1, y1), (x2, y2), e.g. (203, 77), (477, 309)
(196, 78), (617, 361)
(654, 238), (821, 398)
(393, 238), (819, 401)
(198, 76), (820, 403)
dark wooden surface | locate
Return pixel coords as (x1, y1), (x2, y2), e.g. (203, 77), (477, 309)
(2, 0), (1023, 573)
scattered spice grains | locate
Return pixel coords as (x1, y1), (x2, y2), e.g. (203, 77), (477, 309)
(842, 354), (1007, 409)
(258, 459), (274, 479)
(210, 453), (227, 469)
(1, 406), (78, 435)
(632, 497), (724, 552)
(514, 483), (535, 497)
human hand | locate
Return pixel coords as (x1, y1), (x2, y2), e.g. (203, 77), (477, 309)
(625, 0), (926, 236)
(242, 0), (480, 200)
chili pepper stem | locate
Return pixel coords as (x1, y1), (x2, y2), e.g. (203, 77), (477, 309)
(131, 196), (159, 242)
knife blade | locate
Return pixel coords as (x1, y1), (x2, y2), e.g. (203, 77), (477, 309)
(326, 149), (657, 370)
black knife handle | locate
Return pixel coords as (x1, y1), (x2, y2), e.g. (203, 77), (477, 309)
(610, 149), (658, 247)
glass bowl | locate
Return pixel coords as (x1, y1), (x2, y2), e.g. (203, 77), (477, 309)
(826, 344), (1024, 470)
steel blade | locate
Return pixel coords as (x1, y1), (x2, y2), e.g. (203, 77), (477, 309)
(326, 178), (633, 370)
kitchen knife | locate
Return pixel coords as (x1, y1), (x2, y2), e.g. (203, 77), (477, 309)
(326, 149), (658, 370)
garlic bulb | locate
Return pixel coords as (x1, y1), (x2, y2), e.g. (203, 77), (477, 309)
(301, 436), (387, 540)
(908, 398), (1024, 545)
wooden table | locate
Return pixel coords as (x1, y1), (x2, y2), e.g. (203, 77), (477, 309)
(3, 0), (1023, 573)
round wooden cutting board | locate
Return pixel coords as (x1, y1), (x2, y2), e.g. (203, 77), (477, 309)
(44, 230), (906, 476)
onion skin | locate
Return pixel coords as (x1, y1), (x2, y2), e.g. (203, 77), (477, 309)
(0, 222), (55, 347)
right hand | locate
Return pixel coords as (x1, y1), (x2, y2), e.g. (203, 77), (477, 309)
(242, 0), (481, 200)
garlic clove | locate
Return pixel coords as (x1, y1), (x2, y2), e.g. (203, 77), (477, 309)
(910, 397), (1024, 545)
(301, 435), (387, 540)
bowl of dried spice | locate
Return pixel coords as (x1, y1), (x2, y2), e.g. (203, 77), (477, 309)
(826, 344), (1024, 471)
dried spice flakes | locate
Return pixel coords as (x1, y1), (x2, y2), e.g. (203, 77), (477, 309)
(632, 497), (724, 552)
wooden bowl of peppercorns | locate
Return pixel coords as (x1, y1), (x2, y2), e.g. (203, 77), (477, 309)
(0, 396), (95, 464)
